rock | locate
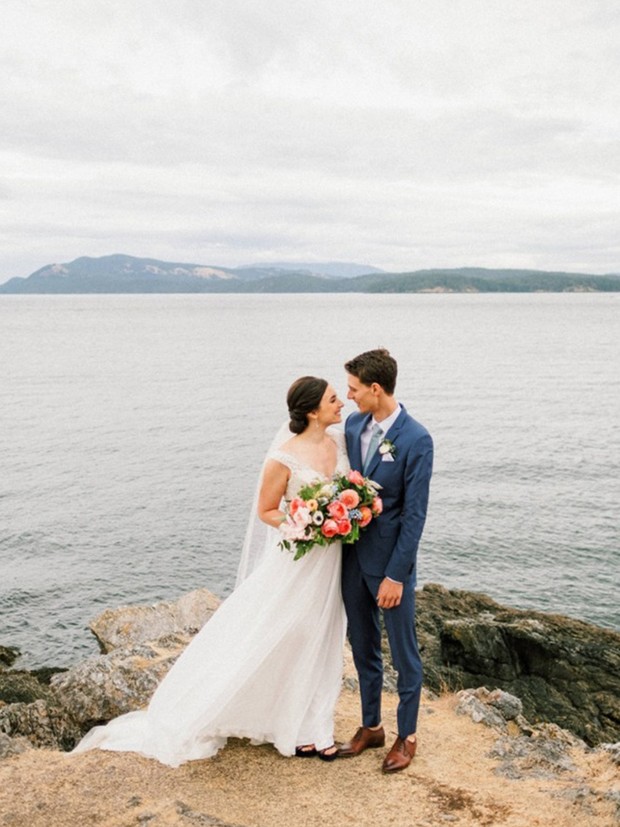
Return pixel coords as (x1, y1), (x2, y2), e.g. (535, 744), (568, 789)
(0, 635), (191, 754)
(3, 583), (619, 755)
(0, 589), (220, 753)
(0, 666), (65, 708)
(598, 742), (620, 766)
(487, 687), (523, 721)
(489, 731), (580, 780)
(0, 646), (20, 669)
(0, 699), (82, 751)
(455, 688), (516, 731)
(455, 686), (524, 724)
(0, 732), (31, 759)
(89, 588), (220, 653)
(51, 634), (192, 730)
(456, 687), (584, 781)
(0, 671), (54, 706)
(416, 583), (620, 746)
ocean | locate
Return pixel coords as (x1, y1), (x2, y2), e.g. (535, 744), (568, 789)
(1, 293), (618, 668)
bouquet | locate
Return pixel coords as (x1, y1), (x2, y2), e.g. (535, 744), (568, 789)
(278, 469), (383, 560)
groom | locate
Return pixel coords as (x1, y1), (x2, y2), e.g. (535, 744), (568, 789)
(340, 349), (433, 773)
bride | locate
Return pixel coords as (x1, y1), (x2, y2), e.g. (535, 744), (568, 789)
(73, 376), (349, 766)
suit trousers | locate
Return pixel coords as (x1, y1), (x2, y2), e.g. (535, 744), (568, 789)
(342, 548), (423, 738)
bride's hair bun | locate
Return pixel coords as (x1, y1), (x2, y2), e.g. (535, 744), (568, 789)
(288, 411), (307, 435)
(286, 376), (328, 435)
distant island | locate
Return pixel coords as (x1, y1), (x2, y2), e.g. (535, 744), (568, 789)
(1, 254), (619, 294)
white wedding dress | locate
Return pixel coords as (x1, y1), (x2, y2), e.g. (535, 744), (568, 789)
(73, 433), (348, 767)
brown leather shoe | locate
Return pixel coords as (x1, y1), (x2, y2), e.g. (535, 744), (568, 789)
(338, 726), (385, 757)
(381, 736), (417, 773)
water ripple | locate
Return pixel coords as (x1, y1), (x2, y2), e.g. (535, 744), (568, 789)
(1, 293), (618, 667)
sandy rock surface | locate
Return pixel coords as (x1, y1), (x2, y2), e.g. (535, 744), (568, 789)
(1, 690), (617, 827)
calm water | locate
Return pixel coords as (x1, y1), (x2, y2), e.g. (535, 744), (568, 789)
(1, 293), (618, 668)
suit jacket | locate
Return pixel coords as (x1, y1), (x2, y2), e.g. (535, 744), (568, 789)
(345, 405), (433, 583)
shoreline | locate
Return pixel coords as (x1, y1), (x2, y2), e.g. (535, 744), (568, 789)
(2, 583), (619, 750)
(4, 580), (620, 676)
(1, 584), (619, 825)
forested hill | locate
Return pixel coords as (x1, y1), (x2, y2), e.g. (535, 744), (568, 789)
(1, 255), (619, 293)
(336, 267), (620, 293)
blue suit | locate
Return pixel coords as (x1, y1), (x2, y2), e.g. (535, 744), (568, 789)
(343, 405), (433, 738)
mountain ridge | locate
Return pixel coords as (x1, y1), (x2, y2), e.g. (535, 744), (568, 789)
(1, 253), (619, 293)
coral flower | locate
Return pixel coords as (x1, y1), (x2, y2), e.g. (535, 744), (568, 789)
(347, 470), (365, 486)
(321, 519), (339, 538)
(337, 518), (352, 536)
(327, 500), (348, 521)
(289, 497), (305, 516)
(358, 506), (373, 528)
(339, 489), (360, 509)
(372, 496), (383, 515)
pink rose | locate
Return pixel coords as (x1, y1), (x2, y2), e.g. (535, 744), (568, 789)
(358, 506), (373, 528)
(292, 507), (311, 529)
(289, 497), (305, 516)
(337, 518), (352, 536)
(327, 500), (348, 521)
(339, 488), (360, 509)
(280, 518), (306, 541)
(321, 519), (339, 538)
(372, 496), (383, 515)
(347, 470), (365, 486)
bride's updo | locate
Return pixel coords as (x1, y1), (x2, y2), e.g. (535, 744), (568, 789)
(287, 376), (328, 435)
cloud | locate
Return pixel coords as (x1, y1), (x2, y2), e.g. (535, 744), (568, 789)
(1, 0), (619, 279)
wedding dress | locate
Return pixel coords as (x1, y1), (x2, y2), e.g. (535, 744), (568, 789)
(73, 431), (348, 767)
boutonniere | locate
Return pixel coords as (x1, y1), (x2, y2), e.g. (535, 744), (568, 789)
(378, 439), (396, 459)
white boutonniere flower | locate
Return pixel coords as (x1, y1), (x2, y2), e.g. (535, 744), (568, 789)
(379, 439), (396, 459)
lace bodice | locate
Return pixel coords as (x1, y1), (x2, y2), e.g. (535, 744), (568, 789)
(269, 430), (350, 499)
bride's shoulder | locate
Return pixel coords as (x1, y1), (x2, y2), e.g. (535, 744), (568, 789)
(326, 427), (346, 452)
(268, 438), (302, 471)
(277, 435), (298, 454)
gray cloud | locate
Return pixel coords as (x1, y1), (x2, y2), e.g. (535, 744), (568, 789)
(1, 0), (619, 279)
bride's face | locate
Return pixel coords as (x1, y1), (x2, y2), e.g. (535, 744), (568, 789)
(314, 384), (344, 426)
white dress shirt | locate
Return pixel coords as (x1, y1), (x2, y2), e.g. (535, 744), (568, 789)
(361, 404), (402, 465)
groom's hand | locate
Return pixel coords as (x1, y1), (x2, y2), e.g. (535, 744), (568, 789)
(376, 578), (403, 609)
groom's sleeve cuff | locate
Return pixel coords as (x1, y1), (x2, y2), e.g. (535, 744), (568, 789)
(386, 576), (403, 585)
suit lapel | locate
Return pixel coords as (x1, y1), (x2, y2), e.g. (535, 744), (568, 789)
(350, 414), (371, 471)
(384, 405), (407, 441)
(364, 405), (407, 478)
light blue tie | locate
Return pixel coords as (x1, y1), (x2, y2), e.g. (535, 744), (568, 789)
(363, 424), (383, 474)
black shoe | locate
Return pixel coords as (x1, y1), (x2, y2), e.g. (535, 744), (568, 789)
(295, 745), (318, 757)
(318, 745), (338, 762)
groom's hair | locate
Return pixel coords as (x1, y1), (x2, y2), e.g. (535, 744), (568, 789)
(345, 349), (397, 395)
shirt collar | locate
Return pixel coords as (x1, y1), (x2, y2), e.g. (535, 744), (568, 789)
(370, 403), (401, 435)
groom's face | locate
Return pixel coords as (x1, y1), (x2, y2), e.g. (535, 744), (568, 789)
(346, 373), (377, 414)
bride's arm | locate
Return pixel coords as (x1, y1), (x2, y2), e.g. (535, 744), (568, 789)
(257, 459), (290, 528)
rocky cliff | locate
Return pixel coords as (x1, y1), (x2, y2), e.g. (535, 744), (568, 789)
(415, 584), (620, 746)
(1, 585), (618, 826)
(1, 584), (618, 753)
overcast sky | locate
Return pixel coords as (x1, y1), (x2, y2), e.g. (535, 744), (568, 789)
(2, 0), (619, 281)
